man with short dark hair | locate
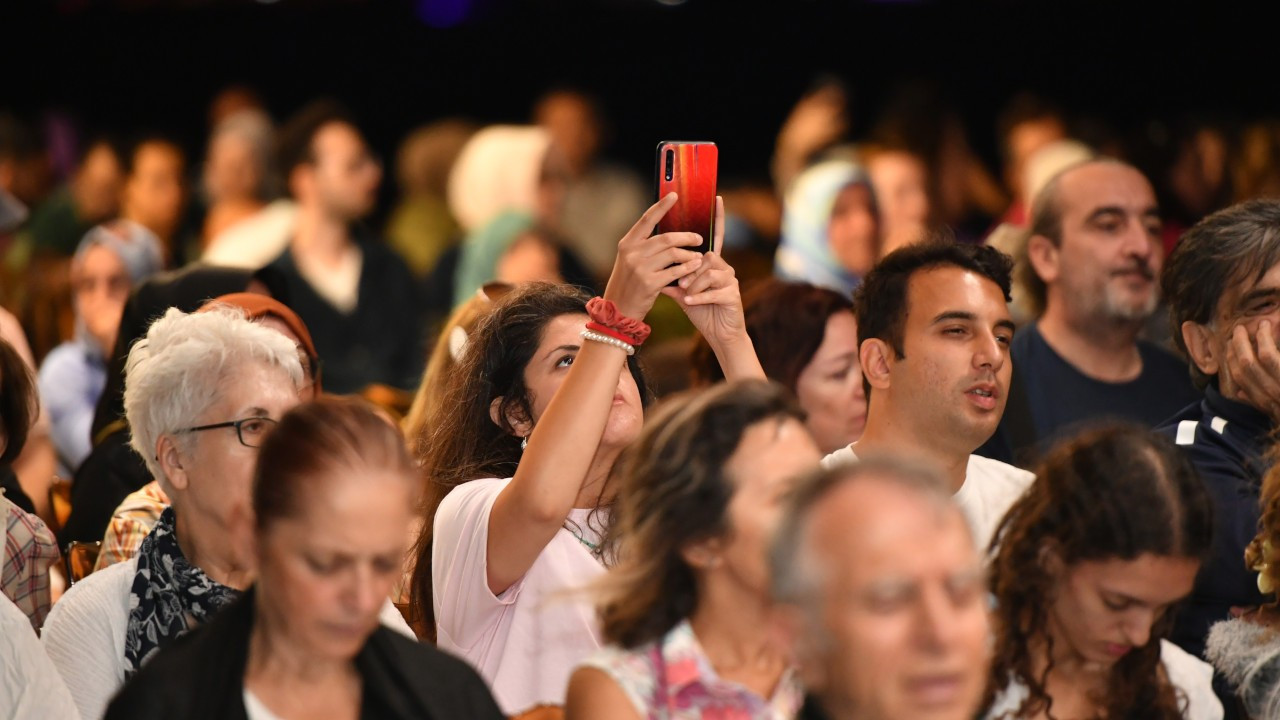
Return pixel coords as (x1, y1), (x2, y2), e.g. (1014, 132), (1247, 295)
(1157, 200), (1280, 670)
(266, 100), (423, 395)
(979, 159), (1198, 464)
(772, 458), (990, 720)
(824, 241), (1033, 549)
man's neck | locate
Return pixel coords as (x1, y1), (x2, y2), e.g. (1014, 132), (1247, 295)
(292, 205), (352, 266)
(853, 412), (969, 494)
(1037, 306), (1143, 383)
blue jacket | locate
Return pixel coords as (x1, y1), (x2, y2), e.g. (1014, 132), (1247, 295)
(1157, 384), (1272, 659)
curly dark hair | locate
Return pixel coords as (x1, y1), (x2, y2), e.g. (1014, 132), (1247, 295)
(984, 424), (1213, 720)
(407, 282), (651, 637)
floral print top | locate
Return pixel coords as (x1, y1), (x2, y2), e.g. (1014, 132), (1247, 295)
(579, 619), (803, 720)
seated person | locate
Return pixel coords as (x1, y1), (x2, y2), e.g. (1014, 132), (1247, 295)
(826, 240), (1034, 549)
(41, 306), (410, 720)
(0, 591), (76, 718)
(691, 279), (865, 455)
(93, 292), (321, 571)
(771, 456), (991, 720)
(984, 425), (1220, 719)
(39, 220), (163, 476)
(566, 380), (821, 719)
(0, 336), (58, 630)
(104, 398), (503, 720)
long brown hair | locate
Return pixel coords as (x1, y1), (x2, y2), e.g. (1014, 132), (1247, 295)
(597, 380), (804, 649)
(984, 425), (1213, 720)
(407, 282), (650, 636)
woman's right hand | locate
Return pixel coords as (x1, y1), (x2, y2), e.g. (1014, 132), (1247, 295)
(603, 192), (705, 320)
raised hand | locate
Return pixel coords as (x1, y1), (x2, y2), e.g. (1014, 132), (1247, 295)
(603, 193), (703, 321)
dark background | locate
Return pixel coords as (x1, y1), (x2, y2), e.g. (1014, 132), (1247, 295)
(2, 0), (1273, 185)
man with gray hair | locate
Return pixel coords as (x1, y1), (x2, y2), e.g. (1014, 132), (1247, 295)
(771, 456), (990, 720)
(980, 159), (1197, 464)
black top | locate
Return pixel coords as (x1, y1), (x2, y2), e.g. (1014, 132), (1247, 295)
(977, 322), (1199, 465)
(268, 235), (424, 394)
(104, 587), (504, 720)
(60, 428), (151, 544)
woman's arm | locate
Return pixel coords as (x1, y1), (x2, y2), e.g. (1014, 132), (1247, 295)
(487, 194), (704, 596)
(663, 196), (765, 382)
(564, 666), (643, 720)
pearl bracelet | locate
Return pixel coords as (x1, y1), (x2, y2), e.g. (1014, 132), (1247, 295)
(580, 329), (635, 356)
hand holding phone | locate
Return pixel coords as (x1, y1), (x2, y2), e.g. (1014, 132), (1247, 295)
(655, 141), (718, 255)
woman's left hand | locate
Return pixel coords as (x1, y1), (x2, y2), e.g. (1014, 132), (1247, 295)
(661, 197), (746, 348)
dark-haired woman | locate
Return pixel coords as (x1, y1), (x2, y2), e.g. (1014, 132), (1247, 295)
(983, 425), (1221, 719)
(105, 397), (504, 720)
(413, 193), (763, 714)
(691, 278), (864, 454)
(564, 379), (820, 719)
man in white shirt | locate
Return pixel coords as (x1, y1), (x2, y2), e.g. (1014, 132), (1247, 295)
(822, 240), (1033, 550)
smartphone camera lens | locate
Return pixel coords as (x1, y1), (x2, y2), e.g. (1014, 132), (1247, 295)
(665, 149), (674, 181)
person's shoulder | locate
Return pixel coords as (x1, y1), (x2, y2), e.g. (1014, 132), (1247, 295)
(371, 628), (504, 717)
(820, 445), (858, 470)
(1159, 639), (1223, 719)
(439, 477), (511, 509)
(966, 454), (1035, 488)
(46, 555), (135, 628)
(37, 341), (84, 375)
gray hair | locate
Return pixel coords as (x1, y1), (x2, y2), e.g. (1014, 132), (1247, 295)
(770, 455), (956, 606)
(123, 305), (303, 487)
(1163, 199), (1280, 388)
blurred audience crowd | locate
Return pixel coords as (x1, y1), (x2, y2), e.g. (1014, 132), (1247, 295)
(3, 79), (1280, 720)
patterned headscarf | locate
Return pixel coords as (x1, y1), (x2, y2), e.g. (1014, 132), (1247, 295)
(73, 219), (165, 285)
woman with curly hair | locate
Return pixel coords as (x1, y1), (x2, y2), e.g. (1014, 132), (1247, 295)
(983, 425), (1221, 720)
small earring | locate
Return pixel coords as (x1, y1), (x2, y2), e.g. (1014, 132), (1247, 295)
(520, 436), (528, 451)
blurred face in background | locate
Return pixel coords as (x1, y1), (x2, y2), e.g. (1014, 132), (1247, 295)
(306, 121), (381, 222)
(205, 132), (263, 205)
(1004, 116), (1066, 203)
(123, 141), (186, 242)
(828, 183), (879, 277)
(535, 91), (601, 178)
(867, 150), (930, 257)
(73, 142), (124, 223)
(73, 244), (130, 355)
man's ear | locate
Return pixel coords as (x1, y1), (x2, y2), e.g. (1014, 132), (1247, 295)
(1181, 321), (1220, 377)
(1025, 234), (1060, 286)
(156, 434), (189, 492)
(489, 396), (533, 439)
(860, 339), (894, 392)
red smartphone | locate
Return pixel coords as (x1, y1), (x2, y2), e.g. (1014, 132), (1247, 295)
(655, 141), (718, 255)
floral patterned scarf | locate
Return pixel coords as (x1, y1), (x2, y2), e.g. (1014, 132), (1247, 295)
(123, 507), (239, 677)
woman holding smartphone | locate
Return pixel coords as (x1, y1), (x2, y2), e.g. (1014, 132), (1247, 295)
(411, 192), (764, 715)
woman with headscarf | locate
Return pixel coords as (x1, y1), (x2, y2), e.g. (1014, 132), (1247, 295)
(423, 125), (591, 326)
(774, 157), (880, 298)
(38, 220), (163, 477)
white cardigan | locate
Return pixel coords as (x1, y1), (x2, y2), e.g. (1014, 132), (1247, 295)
(41, 557), (415, 720)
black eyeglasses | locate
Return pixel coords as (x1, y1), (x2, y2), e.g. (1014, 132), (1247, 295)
(179, 416), (278, 448)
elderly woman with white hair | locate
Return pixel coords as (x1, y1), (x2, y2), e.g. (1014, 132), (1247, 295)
(41, 305), (411, 720)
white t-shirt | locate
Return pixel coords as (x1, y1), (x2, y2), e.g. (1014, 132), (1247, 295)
(0, 592), (77, 720)
(200, 199), (298, 270)
(41, 556), (415, 720)
(821, 446), (1034, 551)
(432, 477), (606, 715)
(985, 640), (1222, 719)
